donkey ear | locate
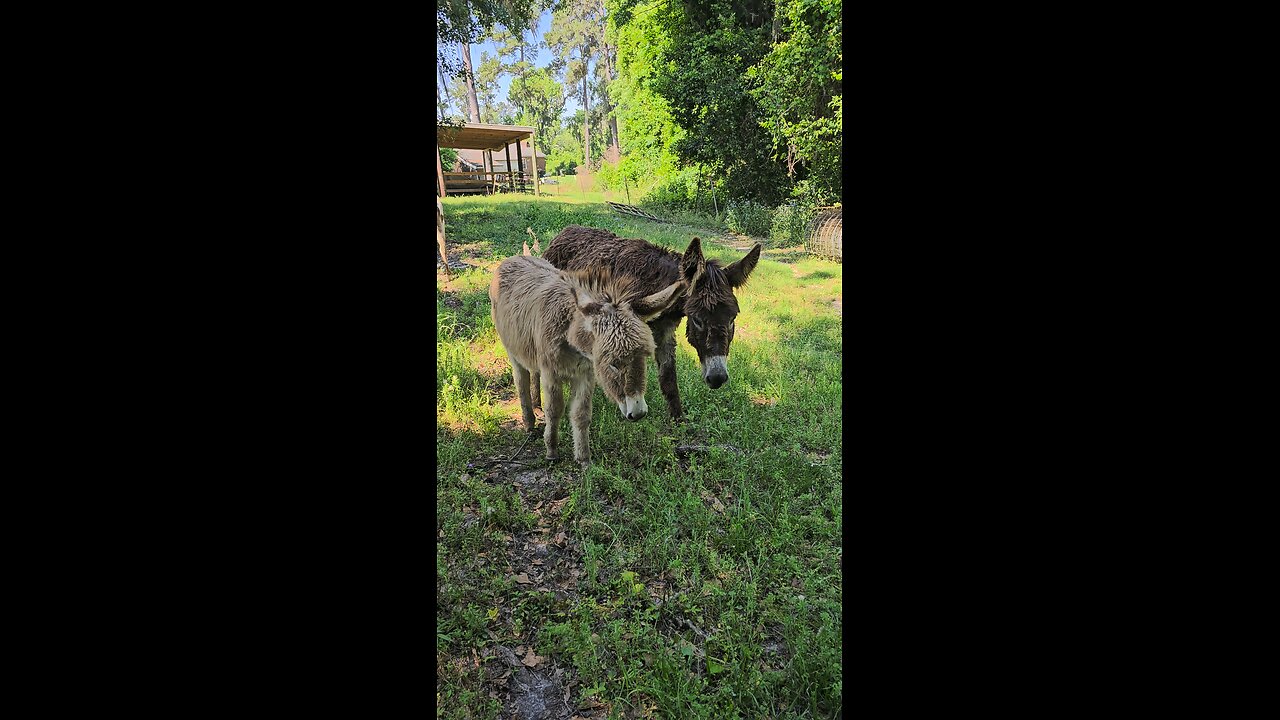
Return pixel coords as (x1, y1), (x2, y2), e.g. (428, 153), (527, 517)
(681, 237), (706, 286)
(570, 285), (602, 315)
(631, 279), (686, 322)
(723, 244), (762, 288)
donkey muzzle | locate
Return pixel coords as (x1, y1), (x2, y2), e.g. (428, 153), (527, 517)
(618, 395), (648, 421)
(702, 356), (728, 389)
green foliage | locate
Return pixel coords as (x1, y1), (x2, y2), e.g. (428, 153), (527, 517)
(770, 202), (817, 246)
(746, 0), (843, 203)
(439, 147), (459, 171)
(607, 0), (685, 191)
(608, 0), (842, 207)
(725, 199), (774, 238)
(546, 151), (579, 176)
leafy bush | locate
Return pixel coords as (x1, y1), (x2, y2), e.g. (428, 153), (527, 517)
(546, 150), (578, 177)
(770, 202), (816, 245)
(725, 199), (774, 237)
(439, 147), (459, 171)
(639, 169), (698, 213)
(594, 161), (618, 191)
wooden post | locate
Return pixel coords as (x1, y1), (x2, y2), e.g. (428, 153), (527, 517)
(531, 134), (540, 196)
(436, 139), (447, 198)
(437, 197), (450, 279)
(515, 140), (525, 193)
(504, 143), (514, 193)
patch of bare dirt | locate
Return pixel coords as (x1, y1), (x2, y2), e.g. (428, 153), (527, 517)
(483, 645), (574, 720)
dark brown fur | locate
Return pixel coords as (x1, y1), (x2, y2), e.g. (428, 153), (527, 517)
(543, 225), (761, 418)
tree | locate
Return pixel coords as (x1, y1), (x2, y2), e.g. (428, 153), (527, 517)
(746, 0), (842, 201)
(607, 0), (841, 204)
(509, 68), (565, 154)
(459, 42), (482, 122)
(437, 0), (552, 75)
(476, 52), (514, 123)
(545, 0), (608, 167)
(607, 0), (684, 188)
(438, 0), (553, 125)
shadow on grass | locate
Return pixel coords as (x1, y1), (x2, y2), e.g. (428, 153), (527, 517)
(796, 269), (836, 281)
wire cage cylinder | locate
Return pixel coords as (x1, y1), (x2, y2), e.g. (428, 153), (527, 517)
(804, 207), (842, 261)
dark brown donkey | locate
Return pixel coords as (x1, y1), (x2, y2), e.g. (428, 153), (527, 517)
(542, 225), (761, 419)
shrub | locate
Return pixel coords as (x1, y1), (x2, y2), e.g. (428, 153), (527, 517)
(546, 151), (578, 177)
(770, 202), (817, 246)
(439, 147), (459, 171)
(724, 200), (774, 238)
(639, 169), (698, 213)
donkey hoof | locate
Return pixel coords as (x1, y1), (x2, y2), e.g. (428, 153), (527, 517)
(545, 451), (559, 461)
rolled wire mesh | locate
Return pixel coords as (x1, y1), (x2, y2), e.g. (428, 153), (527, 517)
(804, 207), (842, 261)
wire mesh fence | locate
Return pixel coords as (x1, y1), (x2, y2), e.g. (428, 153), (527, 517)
(805, 206), (842, 261)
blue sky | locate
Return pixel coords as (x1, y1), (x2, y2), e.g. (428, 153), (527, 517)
(441, 9), (584, 119)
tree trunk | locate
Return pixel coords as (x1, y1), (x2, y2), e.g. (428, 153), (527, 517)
(461, 43), (481, 122)
(581, 62), (591, 168)
(601, 45), (621, 157)
(438, 61), (453, 118)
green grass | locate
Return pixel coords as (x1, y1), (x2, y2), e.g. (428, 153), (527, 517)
(437, 192), (842, 719)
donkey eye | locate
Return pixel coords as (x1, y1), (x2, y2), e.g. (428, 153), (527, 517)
(609, 365), (620, 375)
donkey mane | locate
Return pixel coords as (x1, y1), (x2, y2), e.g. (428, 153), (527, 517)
(560, 265), (642, 306)
(683, 261), (730, 312)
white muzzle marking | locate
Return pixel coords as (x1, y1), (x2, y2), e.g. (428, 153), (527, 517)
(702, 356), (729, 385)
(617, 394), (648, 421)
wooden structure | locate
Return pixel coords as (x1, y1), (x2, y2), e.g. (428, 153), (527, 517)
(436, 123), (540, 197)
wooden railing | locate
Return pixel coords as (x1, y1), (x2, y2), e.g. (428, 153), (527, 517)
(442, 171), (534, 194)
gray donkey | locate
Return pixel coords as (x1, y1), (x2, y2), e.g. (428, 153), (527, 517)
(489, 255), (688, 464)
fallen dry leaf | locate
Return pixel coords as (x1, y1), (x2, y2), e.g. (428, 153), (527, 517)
(515, 574), (533, 584)
(553, 531), (568, 546)
(521, 647), (544, 667)
(532, 559), (544, 565)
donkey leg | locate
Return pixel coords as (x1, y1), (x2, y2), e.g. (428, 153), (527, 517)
(568, 373), (595, 465)
(541, 371), (565, 460)
(529, 370), (542, 410)
(510, 361), (537, 432)
(655, 327), (684, 420)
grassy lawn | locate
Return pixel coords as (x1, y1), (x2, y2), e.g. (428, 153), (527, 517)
(437, 192), (842, 719)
